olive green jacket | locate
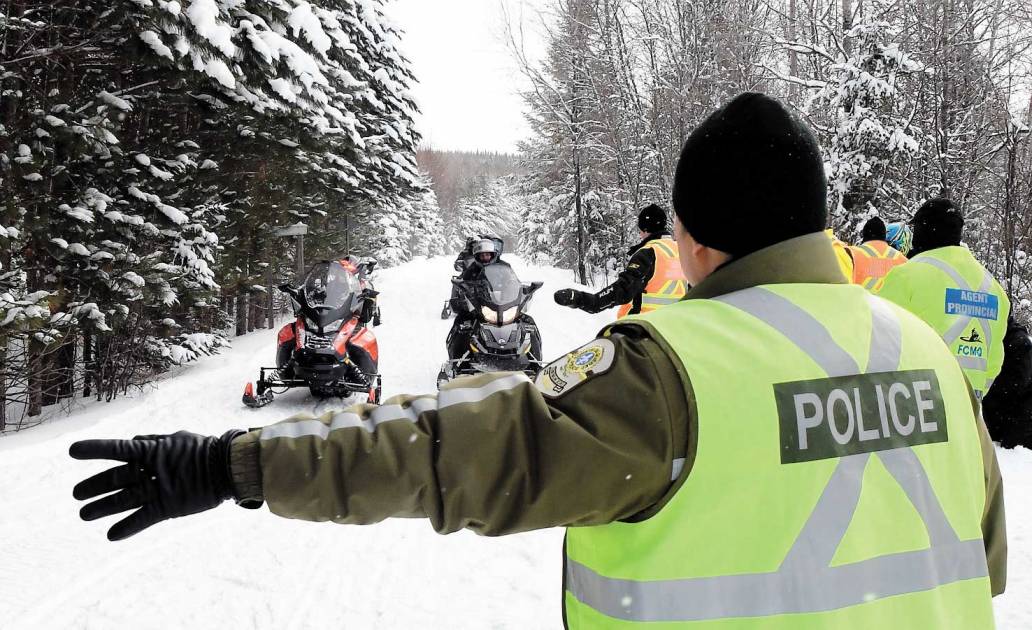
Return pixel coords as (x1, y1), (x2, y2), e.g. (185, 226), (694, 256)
(230, 232), (1006, 595)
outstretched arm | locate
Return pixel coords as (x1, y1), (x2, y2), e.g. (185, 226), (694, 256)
(556, 249), (655, 314)
(71, 329), (690, 539)
(233, 330), (687, 534)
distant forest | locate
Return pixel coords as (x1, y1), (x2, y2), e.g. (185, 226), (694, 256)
(417, 148), (526, 250)
(417, 149), (522, 211)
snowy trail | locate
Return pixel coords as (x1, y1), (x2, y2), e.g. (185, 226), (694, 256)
(0, 255), (1029, 628)
(0, 256), (612, 629)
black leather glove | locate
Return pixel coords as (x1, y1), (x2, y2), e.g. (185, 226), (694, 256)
(554, 288), (582, 308)
(70, 430), (243, 541)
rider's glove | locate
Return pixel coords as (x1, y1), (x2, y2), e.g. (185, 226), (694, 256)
(554, 288), (583, 308)
(70, 430), (244, 541)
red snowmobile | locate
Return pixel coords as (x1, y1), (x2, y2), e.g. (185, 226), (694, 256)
(243, 258), (382, 408)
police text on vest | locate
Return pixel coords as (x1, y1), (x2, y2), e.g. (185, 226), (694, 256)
(774, 370), (949, 464)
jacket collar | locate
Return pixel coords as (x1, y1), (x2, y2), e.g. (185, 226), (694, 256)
(627, 232), (670, 256)
(687, 232), (848, 301)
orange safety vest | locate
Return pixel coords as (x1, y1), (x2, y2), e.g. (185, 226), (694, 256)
(617, 238), (689, 318)
(848, 240), (908, 291)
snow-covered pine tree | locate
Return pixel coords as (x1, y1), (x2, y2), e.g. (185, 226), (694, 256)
(405, 184), (447, 259)
(2, 1), (227, 419)
(448, 175), (523, 252)
(1, 0), (431, 426)
(806, 21), (925, 235)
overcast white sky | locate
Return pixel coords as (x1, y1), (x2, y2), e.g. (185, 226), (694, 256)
(384, 0), (547, 154)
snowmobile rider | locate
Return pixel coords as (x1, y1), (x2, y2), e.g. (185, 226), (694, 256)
(847, 216), (907, 291)
(452, 236), (478, 274)
(553, 204), (689, 317)
(69, 93), (1006, 628)
(877, 198), (1011, 401)
(446, 238), (506, 363)
(442, 236), (483, 319)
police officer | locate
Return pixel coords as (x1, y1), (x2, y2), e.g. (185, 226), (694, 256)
(982, 316), (1032, 448)
(848, 216), (908, 291)
(553, 204), (689, 317)
(878, 198), (1010, 400)
(70, 94), (1006, 627)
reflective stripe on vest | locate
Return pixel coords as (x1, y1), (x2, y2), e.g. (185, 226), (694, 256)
(565, 286), (991, 627)
(617, 239), (689, 318)
(910, 256), (996, 397)
(850, 241), (906, 291)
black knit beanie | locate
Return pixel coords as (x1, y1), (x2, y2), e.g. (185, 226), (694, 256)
(671, 93), (828, 257)
(911, 198), (963, 255)
(861, 216), (887, 242)
(637, 204), (668, 234)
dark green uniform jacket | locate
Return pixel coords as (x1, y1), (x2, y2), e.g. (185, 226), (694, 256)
(230, 232), (1006, 595)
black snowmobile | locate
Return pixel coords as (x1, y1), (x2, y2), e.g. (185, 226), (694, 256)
(243, 258), (382, 408)
(437, 262), (544, 388)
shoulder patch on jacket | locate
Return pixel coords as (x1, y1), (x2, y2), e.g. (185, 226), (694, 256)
(535, 338), (616, 398)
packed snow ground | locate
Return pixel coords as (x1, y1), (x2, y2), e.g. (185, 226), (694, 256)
(0, 256), (1029, 628)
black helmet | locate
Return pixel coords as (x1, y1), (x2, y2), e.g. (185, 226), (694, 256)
(637, 204), (668, 234)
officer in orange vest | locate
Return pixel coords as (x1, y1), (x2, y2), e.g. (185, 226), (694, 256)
(848, 216), (908, 291)
(554, 204), (689, 317)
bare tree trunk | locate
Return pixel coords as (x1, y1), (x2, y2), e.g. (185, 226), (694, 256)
(938, 0), (953, 197)
(574, 153), (587, 284)
(0, 339), (6, 431)
(788, 0), (799, 98)
(55, 336), (76, 400)
(82, 329), (93, 398)
(1003, 128), (1020, 300)
(248, 294), (258, 333)
(842, 0), (854, 54)
(235, 291), (247, 337)
(27, 340), (43, 417)
(266, 272), (275, 330)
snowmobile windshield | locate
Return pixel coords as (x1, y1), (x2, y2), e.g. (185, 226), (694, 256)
(477, 264), (522, 307)
(302, 261), (360, 324)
